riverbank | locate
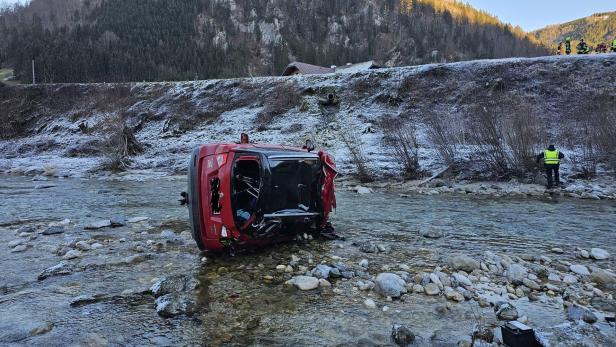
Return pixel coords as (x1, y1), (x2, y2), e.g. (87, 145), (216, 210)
(1, 175), (615, 346)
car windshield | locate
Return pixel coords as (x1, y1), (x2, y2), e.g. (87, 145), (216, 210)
(267, 158), (321, 213)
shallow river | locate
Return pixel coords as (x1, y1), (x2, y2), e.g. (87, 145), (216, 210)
(1, 175), (615, 346)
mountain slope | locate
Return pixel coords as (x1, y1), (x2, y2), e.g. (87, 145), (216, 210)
(0, 0), (548, 83)
(533, 11), (616, 49)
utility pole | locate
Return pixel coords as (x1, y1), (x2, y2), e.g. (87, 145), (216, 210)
(31, 59), (36, 84)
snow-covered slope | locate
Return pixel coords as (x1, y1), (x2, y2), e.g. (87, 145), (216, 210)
(1, 54), (615, 181)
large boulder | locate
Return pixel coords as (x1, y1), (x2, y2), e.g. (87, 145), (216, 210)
(374, 273), (407, 298)
(449, 254), (480, 272)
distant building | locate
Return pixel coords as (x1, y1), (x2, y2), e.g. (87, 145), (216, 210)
(282, 60), (381, 76)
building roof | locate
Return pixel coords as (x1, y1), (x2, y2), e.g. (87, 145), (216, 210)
(282, 60), (382, 76)
(282, 62), (335, 76)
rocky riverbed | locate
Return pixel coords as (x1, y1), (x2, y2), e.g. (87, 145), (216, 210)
(1, 174), (615, 346)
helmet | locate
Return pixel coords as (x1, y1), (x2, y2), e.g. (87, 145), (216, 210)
(580, 38), (585, 42)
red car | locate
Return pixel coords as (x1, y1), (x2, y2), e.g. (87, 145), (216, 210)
(184, 134), (338, 252)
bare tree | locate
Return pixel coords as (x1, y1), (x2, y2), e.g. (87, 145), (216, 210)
(381, 118), (423, 179)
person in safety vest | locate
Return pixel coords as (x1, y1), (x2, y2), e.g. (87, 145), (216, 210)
(536, 145), (565, 189)
(577, 39), (590, 54)
(612, 37), (616, 53)
(565, 37), (572, 55)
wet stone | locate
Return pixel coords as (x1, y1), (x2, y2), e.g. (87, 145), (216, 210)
(311, 264), (332, 279)
(110, 215), (127, 227)
(449, 254), (480, 272)
(84, 220), (111, 230)
(588, 267), (616, 286)
(590, 248), (610, 260)
(563, 274), (578, 284)
(566, 306), (598, 324)
(70, 294), (105, 307)
(285, 276), (319, 290)
(15, 225), (36, 234)
(42, 226), (64, 235)
(364, 298), (376, 309)
(150, 275), (200, 297)
(155, 293), (197, 317)
(63, 250), (81, 260)
(506, 263), (528, 285)
(419, 226), (444, 239)
(358, 241), (380, 253)
(494, 301), (518, 321)
(38, 262), (73, 280)
(10, 244), (28, 253)
(570, 265), (590, 276)
(424, 283), (440, 296)
(374, 273), (407, 298)
(75, 241), (91, 251)
(359, 259), (369, 268)
(391, 324), (415, 347)
(8, 239), (25, 248)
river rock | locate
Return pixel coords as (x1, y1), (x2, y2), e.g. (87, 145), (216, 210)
(311, 264), (332, 279)
(570, 265), (590, 276)
(357, 260), (369, 269)
(355, 186), (373, 194)
(15, 225), (36, 234)
(42, 226), (64, 235)
(535, 321), (615, 346)
(391, 324), (415, 347)
(286, 276), (319, 290)
(110, 215), (127, 227)
(364, 298), (376, 309)
(563, 274), (578, 284)
(444, 287), (464, 302)
(62, 250), (81, 260)
(155, 293), (197, 317)
(419, 226), (444, 239)
(548, 273), (562, 283)
(472, 325), (494, 343)
(412, 284), (424, 293)
(358, 241), (379, 253)
(9, 239), (25, 248)
(449, 254), (480, 272)
(70, 294), (104, 307)
(506, 264), (528, 285)
(318, 279), (331, 288)
(150, 275), (200, 297)
(91, 243), (103, 250)
(566, 306), (598, 324)
(580, 250), (590, 259)
(10, 244), (28, 253)
(429, 273), (443, 290)
(128, 216), (149, 223)
(452, 273), (472, 288)
(522, 278), (541, 291)
(424, 283), (440, 296)
(590, 248), (610, 260)
(494, 301), (518, 321)
(84, 220), (111, 230)
(374, 273), (407, 298)
(38, 262), (73, 280)
(75, 241), (91, 251)
(588, 267), (616, 287)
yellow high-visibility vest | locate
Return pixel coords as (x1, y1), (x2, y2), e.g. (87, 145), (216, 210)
(544, 150), (560, 165)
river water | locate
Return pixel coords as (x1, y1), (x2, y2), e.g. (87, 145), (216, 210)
(1, 175), (615, 346)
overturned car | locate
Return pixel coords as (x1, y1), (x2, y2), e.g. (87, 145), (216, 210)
(183, 134), (337, 252)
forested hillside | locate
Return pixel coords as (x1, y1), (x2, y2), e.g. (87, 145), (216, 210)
(0, 0), (548, 83)
(533, 11), (616, 49)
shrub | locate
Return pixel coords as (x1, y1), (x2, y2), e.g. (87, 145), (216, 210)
(467, 96), (543, 178)
(380, 118), (423, 179)
(425, 116), (458, 167)
(98, 113), (143, 172)
(339, 127), (374, 183)
(256, 82), (301, 126)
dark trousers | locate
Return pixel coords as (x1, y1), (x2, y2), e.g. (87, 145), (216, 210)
(545, 164), (560, 188)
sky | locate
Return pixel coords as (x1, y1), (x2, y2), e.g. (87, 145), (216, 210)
(464, 0), (616, 31)
(1, 0), (615, 32)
